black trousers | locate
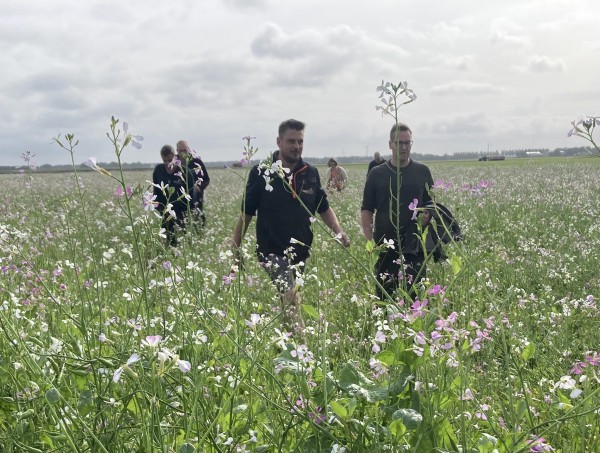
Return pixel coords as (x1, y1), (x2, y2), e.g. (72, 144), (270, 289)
(375, 248), (425, 301)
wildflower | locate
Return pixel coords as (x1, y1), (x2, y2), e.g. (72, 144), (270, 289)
(83, 157), (112, 176)
(526, 435), (554, 452)
(382, 238), (395, 249)
(112, 353), (140, 383)
(245, 313), (261, 329)
(222, 273), (236, 285)
(142, 191), (157, 211)
(308, 406), (326, 424)
(176, 359), (192, 373)
(570, 388), (582, 399)
(555, 375), (576, 390)
(142, 335), (162, 348)
(408, 198), (419, 220)
(122, 122), (144, 149)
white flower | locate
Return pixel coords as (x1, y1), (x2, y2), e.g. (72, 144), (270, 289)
(570, 388), (582, 399)
(382, 238), (395, 250)
(142, 335), (162, 348)
(245, 313), (261, 328)
(177, 359), (192, 373)
(112, 353), (140, 383)
(556, 375), (576, 390)
(83, 157), (98, 169)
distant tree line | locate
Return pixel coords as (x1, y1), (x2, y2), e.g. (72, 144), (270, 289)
(0, 146), (594, 173)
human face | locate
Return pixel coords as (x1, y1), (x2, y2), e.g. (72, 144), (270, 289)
(162, 153), (177, 174)
(176, 143), (190, 160)
(276, 128), (304, 168)
(389, 130), (413, 167)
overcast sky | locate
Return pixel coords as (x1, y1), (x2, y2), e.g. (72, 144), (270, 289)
(1, 0), (599, 166)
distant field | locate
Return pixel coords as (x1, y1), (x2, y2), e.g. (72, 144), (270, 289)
(1, 158), (599, 452)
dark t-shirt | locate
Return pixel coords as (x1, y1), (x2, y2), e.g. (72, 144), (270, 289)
(361, 159), (433, 253)
(243, 152), (330, 262)
(152, 164), (194, 213)
(367, 159), (385, 174)
(184, 156), (210, 192)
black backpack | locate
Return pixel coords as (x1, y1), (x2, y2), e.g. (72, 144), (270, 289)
(424, 202), (462, 262)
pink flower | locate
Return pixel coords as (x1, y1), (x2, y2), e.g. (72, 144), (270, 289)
(142, 335), (162, 348)
(408, 198), (419, 220)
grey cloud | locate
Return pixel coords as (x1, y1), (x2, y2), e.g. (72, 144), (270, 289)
(527, 55), (565, 72)
(222, 0), (269, 9)
(489, 29), (530, 48)
(429, 112), (490, 135)
(431, 82), (503, 96)
(440, 55), (474, 71)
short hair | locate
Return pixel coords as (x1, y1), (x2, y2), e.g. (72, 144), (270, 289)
(278, 119), (305, 137)
(389, 123), (412, 140)
(160, 145), (175, 158)
(374, 151), (382, 161)
(176, 140), (190, 152)
(328, 158), (337, 166)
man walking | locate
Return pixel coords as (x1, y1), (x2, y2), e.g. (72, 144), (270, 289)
(232, 119), (350, 329)
(152, 145), (195, 246)
(361, 123), (433, 300)
(176, 140), (210, 225)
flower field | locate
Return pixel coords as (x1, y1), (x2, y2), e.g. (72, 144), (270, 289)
(1, 156), (599, 452)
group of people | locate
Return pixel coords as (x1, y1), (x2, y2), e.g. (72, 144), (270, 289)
(152, 140), (210, 246)
(231, 119), (434, 329)
(151, 121), (435, 328)
(325, 150), (386, 191)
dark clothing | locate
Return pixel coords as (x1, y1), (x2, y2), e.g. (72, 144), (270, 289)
(367, 158), (385, 174)
(183, 156), (210, 192)
(361, 159), (434, 299)
(152, 164), (195, 243)
(243, 151), (330, 263)
(182, 155), (210, 221)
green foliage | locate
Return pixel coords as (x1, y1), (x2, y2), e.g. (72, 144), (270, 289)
(1, 126), (599, 452)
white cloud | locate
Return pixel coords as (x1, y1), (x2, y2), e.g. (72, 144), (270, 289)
(1, 0), (599, 166)
(431, 82), (503, 96)
(527, 55), (565, 72)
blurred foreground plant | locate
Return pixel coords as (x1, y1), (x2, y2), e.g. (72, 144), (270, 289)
(568, 116), (600, 156)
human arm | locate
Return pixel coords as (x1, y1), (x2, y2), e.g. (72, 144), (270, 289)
(319, 207), (350, 247)
(360, 209), (374, 242)
(232, 213), (254, 249)
(198, 159), (210, 191)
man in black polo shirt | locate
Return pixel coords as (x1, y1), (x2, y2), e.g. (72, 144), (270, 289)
(232, 119), (350, 330)
(361, 122), (433, 300)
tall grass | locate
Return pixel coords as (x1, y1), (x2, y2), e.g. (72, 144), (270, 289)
(1, 155), (599, 452)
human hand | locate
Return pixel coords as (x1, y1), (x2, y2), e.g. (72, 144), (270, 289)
(336, 231), (351, 247)
(421, 210), (432, 227)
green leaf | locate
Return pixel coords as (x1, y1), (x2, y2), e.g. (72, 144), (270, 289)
(450, 254), (462, 275)
(436, 417), (459, 450)
(392, 408), (423, 430)
(389, 419), (407, 439)
(366, 239), (375, 253)
(338, 362), (387, 402)
(273, 357), (303, 375)
(45, 388), (61, 405)
(301, 304), (319, 319)
(375, 349), (396, 366)
(477, 433), (498, 453)
(521, 342), (535, 362)
(329, 400), (347, 419)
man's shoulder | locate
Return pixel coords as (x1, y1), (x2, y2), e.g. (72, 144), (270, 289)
(370, 162), (391, 175)
(410, 159), (431, 170)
